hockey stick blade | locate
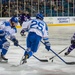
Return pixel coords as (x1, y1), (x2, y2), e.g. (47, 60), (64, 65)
(32, 55), (48, 62)
(66, 62), (75, 65)
(41, 41), (75, 65)
(39, 59), (48, 62)
(18, 45), (48, 62)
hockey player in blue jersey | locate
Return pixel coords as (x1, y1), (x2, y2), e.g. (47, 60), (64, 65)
(20, 13), (51, 64)
(0, 16), (19, 62)
(65, 33), (75, 55)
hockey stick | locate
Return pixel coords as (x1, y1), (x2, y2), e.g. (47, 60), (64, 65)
(11, 44), (48, 67)
(41, 41), (75, 65)
(18, 44), (48, 62)
(8, 38), (48, 62)
(49, 47), (68, 60)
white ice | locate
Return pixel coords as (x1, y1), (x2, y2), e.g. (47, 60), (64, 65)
(0, 26), (75, 75)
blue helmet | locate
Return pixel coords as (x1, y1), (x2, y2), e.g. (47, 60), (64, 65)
(36, 13), (44, 20)
(10, 17), (18, 23)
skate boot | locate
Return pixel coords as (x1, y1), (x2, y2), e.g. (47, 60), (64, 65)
(0, 54), (8, 63)
(64, 51), (70, 56)
(21, 54), (29, 64)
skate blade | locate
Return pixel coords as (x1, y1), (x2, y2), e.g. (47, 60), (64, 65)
(20, 60), (27, 65)
(0, 60), (8, 63)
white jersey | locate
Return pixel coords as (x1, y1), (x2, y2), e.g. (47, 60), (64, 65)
(22, 19), (49, 38)
(0, 21), (17, 38)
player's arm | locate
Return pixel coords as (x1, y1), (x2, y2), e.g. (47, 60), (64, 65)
(43, 24), (51, 51)
(20, 21), (31, 36)
(0, 22), (6, 30)
(43, 37), (51, 51)
(6, 28), (19, 46)
(10, 35), (18, 46)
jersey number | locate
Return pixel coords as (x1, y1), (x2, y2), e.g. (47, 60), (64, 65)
(30, 20), (44, 31)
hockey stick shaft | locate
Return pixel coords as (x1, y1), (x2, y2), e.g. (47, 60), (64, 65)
(49, 47), (68, 60)
(18, 44), (48, 62)
(49, 48), (75, 65)
(41, 41), (75, 65)
(8, 38), (48, 62)
(41, 41), (67, 63)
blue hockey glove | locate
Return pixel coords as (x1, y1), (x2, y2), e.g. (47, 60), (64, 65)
(44, 42), (50, 51)
(12, 38), (19, 46)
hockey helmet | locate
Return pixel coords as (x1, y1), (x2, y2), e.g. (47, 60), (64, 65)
(10, 17), (18, 23)
(36, 13), (44, 20)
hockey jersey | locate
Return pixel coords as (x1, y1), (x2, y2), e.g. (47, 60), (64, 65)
(0, 21), (17, 38)
(22, 19), (49, 38)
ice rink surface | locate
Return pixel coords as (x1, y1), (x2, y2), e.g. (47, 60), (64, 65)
(0, 26), (75, 75)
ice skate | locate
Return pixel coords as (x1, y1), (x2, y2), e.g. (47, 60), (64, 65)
(20, 55), (29, 64)
(0, 54), (8, 63)
(64, 51), (70, 56)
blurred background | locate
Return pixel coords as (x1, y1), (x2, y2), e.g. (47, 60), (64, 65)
(0, 0), (75, 17)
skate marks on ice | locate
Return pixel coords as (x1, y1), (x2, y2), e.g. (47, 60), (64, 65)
(0, 26), (75, 75)
(0, 61), (70, 75)
(0, 50), (75, 74)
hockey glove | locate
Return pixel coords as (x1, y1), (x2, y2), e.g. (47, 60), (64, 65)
(12, 38), (19, 46)
(20, 28), (28, 36)
(44, 42), (50, 51)
(20, 29), (25, 36)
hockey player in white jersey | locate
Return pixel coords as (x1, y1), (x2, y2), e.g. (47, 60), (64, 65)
(0, 16), (19, 62)
(21, 13), (51, 64)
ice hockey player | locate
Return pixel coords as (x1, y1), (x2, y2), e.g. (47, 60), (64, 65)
(0, 16), (19, 63)
(18, 12), (26, 26)
(19, 12), (31, 36)
(20, 13), (51, 64)
(65, 33), (75, 55)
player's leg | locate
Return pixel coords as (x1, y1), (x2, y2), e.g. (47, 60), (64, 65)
(22, 50), (33, 64)
(1, 40), (10, 62)
(26, 32), (42, 57)
(22, 32), (41, 64)
(65, 39), (75, 55)
(65, 44), (75, 55)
